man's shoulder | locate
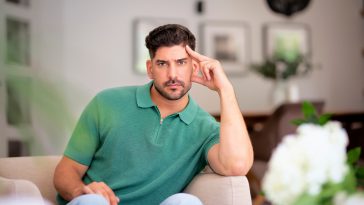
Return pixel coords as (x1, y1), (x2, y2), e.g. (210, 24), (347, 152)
(88, 85), (142, 108)
(199, 109), (217, 122)
(191, 102), (218, 124)
(96, 85), (140, 99)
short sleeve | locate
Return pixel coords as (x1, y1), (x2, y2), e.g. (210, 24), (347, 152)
(202, 124), (220, 164)
(64, 95), (101, 166)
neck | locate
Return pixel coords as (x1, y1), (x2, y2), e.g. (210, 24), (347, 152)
(150, 85), (189, 118)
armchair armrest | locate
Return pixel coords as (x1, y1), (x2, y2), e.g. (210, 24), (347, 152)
(184, 168), (252, 205)
(0, 176), (49, 205)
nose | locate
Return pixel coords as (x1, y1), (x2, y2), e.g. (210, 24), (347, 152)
(167, 64), (177, 79)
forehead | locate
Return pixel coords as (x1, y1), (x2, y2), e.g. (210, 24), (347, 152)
(154, 45), (189, 60)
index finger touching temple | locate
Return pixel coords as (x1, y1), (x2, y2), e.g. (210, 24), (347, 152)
(186, 45), (209, 62)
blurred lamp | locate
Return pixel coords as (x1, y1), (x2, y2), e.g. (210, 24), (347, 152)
(266, 0), (311, 17)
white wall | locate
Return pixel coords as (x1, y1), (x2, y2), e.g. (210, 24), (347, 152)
(2, 0), (362, 155)
(60, 0), (364, 116)
(30, 0), (66, 155)
(0, 0), (66, 156)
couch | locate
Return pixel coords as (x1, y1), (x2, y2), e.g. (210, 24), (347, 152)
(0, 156), (252, 205)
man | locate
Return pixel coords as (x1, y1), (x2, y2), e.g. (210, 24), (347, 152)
(54, 24), (253, 205)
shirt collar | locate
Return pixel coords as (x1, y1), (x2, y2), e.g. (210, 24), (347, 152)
(136, 81), (198, 125)
(136, 81), (154, 108)
(178, 97), (198, 125)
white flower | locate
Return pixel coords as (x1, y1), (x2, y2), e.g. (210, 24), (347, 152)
(262, 122), (349, 205)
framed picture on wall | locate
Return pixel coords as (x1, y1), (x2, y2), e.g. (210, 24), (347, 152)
(263, 23), (311, 61)
(6, 76), (31, 126)
(5, 0), (30, 7)
(199, 21), (250, 76)
(132, 18), (186, 75)
(6, 16), (30, 66)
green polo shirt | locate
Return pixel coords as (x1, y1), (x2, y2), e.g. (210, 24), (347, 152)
(57, 81), (220, 205)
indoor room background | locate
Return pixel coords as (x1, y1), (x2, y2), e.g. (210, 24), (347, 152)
(0, 0), (363, 156)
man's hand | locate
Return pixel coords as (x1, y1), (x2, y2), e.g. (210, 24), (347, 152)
(186, 45), (232, 93)
(82, 182), (120, 205)
(54, 156), (120, 205)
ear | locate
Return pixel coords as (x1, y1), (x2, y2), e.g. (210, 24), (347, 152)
(146, 59), (153, 79)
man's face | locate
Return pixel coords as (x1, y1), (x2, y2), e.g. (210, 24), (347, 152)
(147, 44), (195, 101)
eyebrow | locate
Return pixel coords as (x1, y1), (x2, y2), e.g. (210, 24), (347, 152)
(176, 58), (188, 62)
(156, 59), (167, 63)
(155, 58), (188, 63)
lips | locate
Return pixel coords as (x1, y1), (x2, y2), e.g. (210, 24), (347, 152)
(164, 80), (184, 88)
(167, 84), (180, 89)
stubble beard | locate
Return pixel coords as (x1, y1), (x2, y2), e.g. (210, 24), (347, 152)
(154, 79), (191, 100)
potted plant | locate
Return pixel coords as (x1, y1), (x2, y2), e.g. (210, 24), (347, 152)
(250, 37), (315, 106)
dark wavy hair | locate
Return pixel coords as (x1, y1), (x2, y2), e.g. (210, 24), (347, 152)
(145, 24), (196, 59)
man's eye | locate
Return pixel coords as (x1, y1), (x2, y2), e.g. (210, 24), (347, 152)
(157, 62), (166, 67)
(177, 60), (187, 65)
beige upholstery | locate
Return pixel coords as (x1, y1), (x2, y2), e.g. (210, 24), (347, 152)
(0, 177), (43, 199)
(0, 156), (252, 205)
(185, 168), (251, 205)
(0, 156), (59, 203)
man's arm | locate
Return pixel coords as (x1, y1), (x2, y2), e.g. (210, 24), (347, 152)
(186, 46), (254, 176)
(54, 156), (119, 205)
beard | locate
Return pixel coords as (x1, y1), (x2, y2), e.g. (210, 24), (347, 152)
(153, 79), (191, 100)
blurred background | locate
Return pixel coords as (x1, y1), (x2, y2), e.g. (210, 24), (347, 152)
(0, 0), (363, 158)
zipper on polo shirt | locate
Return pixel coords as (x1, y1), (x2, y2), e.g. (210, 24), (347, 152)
(154, 114), (178, 144)
(153, 106), (177, 144)
(152, 107), (163, 144)
(153, 116), (164, 144)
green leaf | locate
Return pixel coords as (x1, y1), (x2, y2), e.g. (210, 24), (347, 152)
(347, 147), (361, 165)
(302, 101), (316, 118)
(291, 119), (307, 126)
(319, 182), (343, 201)
(306, 115), (319, 124)
(340, 168), (358, 193)
(318, 114), (332, 125)
(355, 166), (364, 179)
(314, 170), (357, 205)
(292, 101), (332, 127)
(294, 194), (319, 205)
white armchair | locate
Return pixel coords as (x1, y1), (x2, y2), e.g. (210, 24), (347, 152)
(0, 156), (252, 205)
